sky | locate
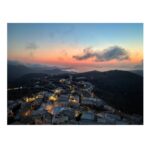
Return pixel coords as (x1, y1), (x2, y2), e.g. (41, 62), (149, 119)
(8, 23), (143, 72)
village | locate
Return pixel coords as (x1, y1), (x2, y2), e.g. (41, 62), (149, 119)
(8, 75), (142, 125)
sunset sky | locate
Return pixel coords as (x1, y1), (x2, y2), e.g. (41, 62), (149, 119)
(8, 23), (143, 72)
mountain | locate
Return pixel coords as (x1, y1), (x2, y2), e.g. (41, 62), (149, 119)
(42, 68), (68, 75)
(130, 70), (143, 76)
(8, 62), (71, 82)
(8, 63), (34, 82)
(75, 70), (143, 115)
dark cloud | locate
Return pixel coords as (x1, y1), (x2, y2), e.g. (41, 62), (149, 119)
(73, 46), (129, 62)
(95, 46), (129, 61)
(26, 42), (38, 50)
(73, 47), (94, 60)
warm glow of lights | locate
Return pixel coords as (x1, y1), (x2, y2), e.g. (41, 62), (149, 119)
(72, 99), (78, 103)
(75, 110), (81, 117)
(25, 97), (36, 103)
(54, 89), (62, 94)
(49, 95), (58, 102)
(22, 110), (32, 117)
(45, 105), (54, 113)
(69, 96), (79, 103)
(59, 79), (66, 83)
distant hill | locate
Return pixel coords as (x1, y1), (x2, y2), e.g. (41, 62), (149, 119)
(130, 70), (143, 76)
(42, 68), (68, 75)
(8, 63), (70, 82)
(75, 70), (143, 115)
(8, 63), (34, 82)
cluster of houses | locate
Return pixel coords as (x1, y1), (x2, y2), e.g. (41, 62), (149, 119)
(8, 76), (143, 125)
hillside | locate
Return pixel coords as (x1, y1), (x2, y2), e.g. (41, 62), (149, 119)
(8, 63), (70, 82)
(75, 70), (143, 115)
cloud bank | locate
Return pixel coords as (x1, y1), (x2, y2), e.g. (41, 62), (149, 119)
(73, 47), (94, 60)
(73, 46), (129, 62)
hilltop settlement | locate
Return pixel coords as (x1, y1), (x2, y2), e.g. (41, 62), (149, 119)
(8, 73), (143, 125)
